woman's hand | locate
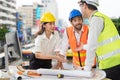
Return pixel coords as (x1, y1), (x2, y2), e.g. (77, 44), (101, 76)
(54, 61), (64, 69)
(54, 55), (66, 62)
(53, 53), (67, 69)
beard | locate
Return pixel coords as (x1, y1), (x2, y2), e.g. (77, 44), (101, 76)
(74, 23), (82, 31)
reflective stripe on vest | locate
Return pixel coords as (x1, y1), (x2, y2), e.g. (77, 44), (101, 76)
(73, 52), (86, 57)
(98, 49), (120, 60)
(98, 35), (120, 47)
(98, 35), (120, 60)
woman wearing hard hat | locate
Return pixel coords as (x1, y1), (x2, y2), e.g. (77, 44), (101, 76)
(78, 0), (120, 80)
(29, 12), (66, 69)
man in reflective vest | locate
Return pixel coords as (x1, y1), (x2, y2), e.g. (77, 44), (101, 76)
(78, 0), (120, 80)
(59, 9), (90, 69)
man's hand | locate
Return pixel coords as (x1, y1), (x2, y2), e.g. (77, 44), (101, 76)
(74, 66), (84, 70)
(75, 43), (84, 51)
(84, 66), (92, 71)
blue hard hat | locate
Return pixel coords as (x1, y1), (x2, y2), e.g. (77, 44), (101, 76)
(69, 9), (82, 20)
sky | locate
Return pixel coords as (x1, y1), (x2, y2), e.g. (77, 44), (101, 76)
(16, 0), (120, 24)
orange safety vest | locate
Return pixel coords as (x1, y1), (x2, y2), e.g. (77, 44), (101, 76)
(66, 25), (88, 67)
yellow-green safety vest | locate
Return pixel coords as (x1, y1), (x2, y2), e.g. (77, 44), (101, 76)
(94, 11), (120, 69)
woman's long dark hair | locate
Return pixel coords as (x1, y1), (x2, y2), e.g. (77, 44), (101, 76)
(34, 22), (48, 38)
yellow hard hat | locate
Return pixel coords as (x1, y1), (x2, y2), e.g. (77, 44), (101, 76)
(40, 12), (56, 23)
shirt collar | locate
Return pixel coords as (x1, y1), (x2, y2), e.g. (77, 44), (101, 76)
(43, 32), (54, 40)
(89, 10), (98, 20)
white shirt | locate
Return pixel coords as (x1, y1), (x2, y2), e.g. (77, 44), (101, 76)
(60, 27), (83, 56)
(84, 11), (104, 70)
(33, 31), (61, 56)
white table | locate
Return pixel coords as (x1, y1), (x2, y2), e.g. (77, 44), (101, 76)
(6, 66), (106, 80)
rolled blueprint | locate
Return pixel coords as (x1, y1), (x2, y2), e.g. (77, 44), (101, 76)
(13, 71), (22, 80)
(36, 69), (94, 78)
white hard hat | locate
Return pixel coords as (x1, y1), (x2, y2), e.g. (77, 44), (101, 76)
(81, 0), (99, 7)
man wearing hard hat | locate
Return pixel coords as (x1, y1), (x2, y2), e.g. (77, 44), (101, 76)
(60, 9), (91, 69)
(78, 0), (120, 80)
